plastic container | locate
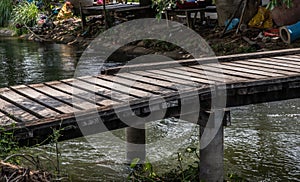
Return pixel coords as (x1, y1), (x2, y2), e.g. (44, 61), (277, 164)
(280, 21), (300, 44)
(225, 18), (239, 31)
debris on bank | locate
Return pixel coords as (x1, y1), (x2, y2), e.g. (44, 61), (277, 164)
(0, 160), (52, 182)
(0, 29), (15, 36)
(16, 0), (300, 56)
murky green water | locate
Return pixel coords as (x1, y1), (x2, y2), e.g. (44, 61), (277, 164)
(0, 37), (78, 87)
(0, 37), (299, 181)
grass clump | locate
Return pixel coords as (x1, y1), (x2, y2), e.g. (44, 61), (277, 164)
(0, 0), (14, 27)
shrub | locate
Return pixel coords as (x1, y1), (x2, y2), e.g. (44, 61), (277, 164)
(10, 1), (39, 28)
(0, 0), (13, 27)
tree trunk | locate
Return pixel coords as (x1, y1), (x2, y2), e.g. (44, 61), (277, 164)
(215, 0), (259, 26)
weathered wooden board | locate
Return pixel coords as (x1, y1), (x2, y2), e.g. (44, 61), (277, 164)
(147, 69), (213, 85)
(0, 111), (18, 125)
(170, 67), (224, 83)
(274, 55), (300, 62)
(28, 83), (84, 110)
(91, 76), (154, 98)
(66, 78), (121, 106)
(151, 67), (217, 84)
(0, 93), (39, 122)
(221, 61), (299, 76)
(44, 81), (102, 109)
(10, 85), (77, 113)
(261, 58), (300, 68)
(0, 88), (59, 118)
(240, 59), (300, 73)
(191, 64), (252, 81)
(206, 63), (284, 78)
(101, 74), (174, 95)
(117, 72), (180, 90)
(135, 70), (200, 89)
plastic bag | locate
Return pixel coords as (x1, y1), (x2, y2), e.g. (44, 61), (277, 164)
(248, 7), (273, 29)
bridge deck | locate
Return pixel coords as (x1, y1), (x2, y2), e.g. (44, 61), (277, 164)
(1, 49), (300, 145)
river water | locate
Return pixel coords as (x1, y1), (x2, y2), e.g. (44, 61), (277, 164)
(0, 37), (299, 181)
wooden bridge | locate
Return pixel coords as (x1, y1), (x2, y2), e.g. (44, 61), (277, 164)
(1, 48), (300, 180)
(1, 48), (300, 142)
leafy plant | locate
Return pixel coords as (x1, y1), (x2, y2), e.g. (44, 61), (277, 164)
(267, 0), (293, 10)
(128, 158), (160, 181)
(0, 125), (19, 162)
(128, 146), (200, 181)
(10, 1), (39, 28)
(152, 0), (178, 19)
(0, 0), (13, 27)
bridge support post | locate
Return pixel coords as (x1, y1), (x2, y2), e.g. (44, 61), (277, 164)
(126, 125), (146, 164)
(199, 109), (230, 181)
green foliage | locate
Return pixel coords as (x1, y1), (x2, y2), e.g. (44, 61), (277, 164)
(152, 0), (177, 19)
(128, 158), (159, 181)
(267, 0), (293, 10)
(0, 0), (13, 27)
(0, 125), (19, 161)
(128, 146), (200, 181)
(10, 1), (39, 27)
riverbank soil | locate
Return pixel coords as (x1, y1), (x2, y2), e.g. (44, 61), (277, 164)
(23, 16), (300, 59)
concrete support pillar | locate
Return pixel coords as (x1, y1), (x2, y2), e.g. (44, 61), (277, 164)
(199, 110), (229, 182)
(126, 125), (146, 164)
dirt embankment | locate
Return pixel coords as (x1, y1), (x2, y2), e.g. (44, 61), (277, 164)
(18, 16), (300, 58)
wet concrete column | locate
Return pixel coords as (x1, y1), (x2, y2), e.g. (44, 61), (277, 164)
(199, 109), (230, 181)
(126, 125), (146, 164)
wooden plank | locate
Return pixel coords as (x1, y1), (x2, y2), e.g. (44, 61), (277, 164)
(208, 62), (284, 77)
(243, 59), (300, 73)
(201, 64), (268, 79)
(221, 61), (298, 76)
(10, 85), (78, 113)
(174, 66), (229, 82)
(44, 81), (101, 109)
(262, 58), (300, 67)
(147, 69), (213, 85)
(190, 65), (253, 81)
(172, 66), (247, 83)
(154, 67), (217, 84)
(251, 58), (300, 69)
(27, 84), (84, 110)
(90, 76), (155, 98)
(75, 76), (137, 102)
(100, 74), (174, 95)
(54, 79), (120, 107)
(117, 72), (180, 90)
(0, 95), (39, 122)
(68, 77), (125, 105)
(0, 88), (59, 118)
(0, 111), (18, 125)
(134, 70), (200, 89)
(274, 55), (300, 62)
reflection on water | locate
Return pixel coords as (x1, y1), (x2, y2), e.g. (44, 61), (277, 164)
(0, 37), (78, 87)
(0, 38), (299, 181)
